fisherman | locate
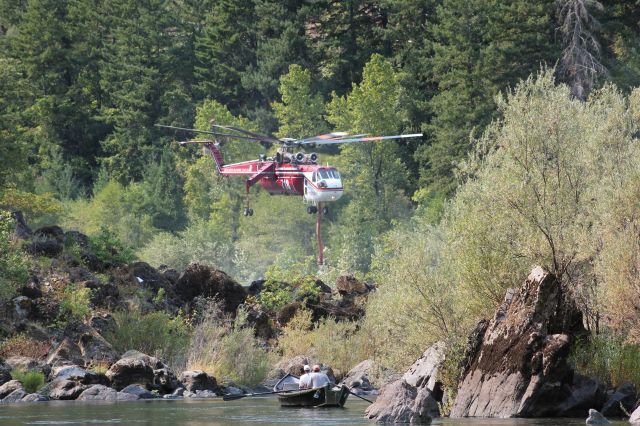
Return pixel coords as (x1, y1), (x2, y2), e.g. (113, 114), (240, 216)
(299, 365), (312, 389)
(309, 364), (330, 389)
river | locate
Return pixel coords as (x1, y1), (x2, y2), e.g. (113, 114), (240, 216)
(0, 397), (629, 425)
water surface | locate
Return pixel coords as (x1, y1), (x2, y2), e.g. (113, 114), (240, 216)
(0, 397), (628, 425)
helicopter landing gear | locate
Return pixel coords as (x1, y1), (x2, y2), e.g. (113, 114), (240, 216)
(307, 205), (318, 214)
(243, 207), (254, 217)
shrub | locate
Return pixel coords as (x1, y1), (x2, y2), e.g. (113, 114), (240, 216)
(293, 276), (321, 305)
(0, 210), (30, 301)
(89, 226), (135, 265)
(277, 309), (371, 376)
(0, 334), (50, 359)
(188, 303), (273, 387)
(11, 369), (45, 393)
(58, 284), (92, 321)
(105, 310), (191, 371)
(571, 333), (640, 389)
(257, 280), (294, 311)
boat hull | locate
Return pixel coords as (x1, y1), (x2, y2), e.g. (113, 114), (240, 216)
(277, 385), (349, 408)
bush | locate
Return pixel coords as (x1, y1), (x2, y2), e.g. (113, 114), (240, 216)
(105, 310), (191, 371)
(571, 333), (640, 389)
(58, 284), (92, 321)
(11, 369), (45, 393)
(277, 309), (371, 376)
(0, 210), (31, 301)
(188, 303), (273, 387)
(257, 280), (294, 311)
(89, 226), (135, 265)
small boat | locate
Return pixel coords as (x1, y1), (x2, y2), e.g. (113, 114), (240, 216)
(273, 373), (350, 408)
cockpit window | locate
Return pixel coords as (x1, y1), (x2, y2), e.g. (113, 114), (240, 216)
(317, 168), (340, 180)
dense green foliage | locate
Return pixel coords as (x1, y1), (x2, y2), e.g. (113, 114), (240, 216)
(0, 211), (30, 300)
(11, 369), (45, 393)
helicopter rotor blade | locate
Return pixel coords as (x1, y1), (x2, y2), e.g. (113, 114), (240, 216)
(211, 124), (281, 144)
(297, 133), (423, 145)
(155, 124), (264, 141)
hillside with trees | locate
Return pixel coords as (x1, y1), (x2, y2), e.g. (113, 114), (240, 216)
(1, 0), (640, 405)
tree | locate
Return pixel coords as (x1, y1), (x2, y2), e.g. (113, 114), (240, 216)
(326, 54), (413, 272)
(272, 64), (328, 139)
(416, 0), (557, 203)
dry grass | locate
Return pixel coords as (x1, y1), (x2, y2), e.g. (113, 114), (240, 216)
(0, 334), (50, 359)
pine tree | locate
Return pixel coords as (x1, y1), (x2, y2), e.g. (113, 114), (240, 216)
(416, 0), (557, 202)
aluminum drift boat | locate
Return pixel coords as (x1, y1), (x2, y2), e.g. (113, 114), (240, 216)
(273, 373), (350, 408)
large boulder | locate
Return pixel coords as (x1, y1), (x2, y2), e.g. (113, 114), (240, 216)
(105, 350), (176, 393)
(175, 263), (246, 312)
(365, 342), (445, 422)
(26, 225), (65, 257)
(2, 388), (27, 403)
(121, 384), (156, 399)
(78, 330), (119, 365)
(341, 360), (376, 393)
(131, 262), (172, 292)
(335, 276), (368, 295)
(50, 365), (107, 386)
(179, 370), (217, 392)
(365, 380), (435, 424)
(5, 356), (51, 378)
(451, 267), (589, 418)
(0, 380), (24, 399)
(586, 409), (610, 425)
(40, 379), (86, 400)
(21, 392), (49, 402)
(601, 382), (637, 418)
(106, 351), (159, 390)
(0, 360), (12, 385)
(11, 210), (32, 240)
(76, 384), (139, 401)
(46, 338), (84, 367)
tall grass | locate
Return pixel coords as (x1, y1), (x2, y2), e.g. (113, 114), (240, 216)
(105, 310), (191, 371)
(11, 369), (45, 393)
(571, 333), (640, 388)
(188, 303), (273, 387)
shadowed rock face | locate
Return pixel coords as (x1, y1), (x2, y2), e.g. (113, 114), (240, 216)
(451, 266), (591, 418)
(175, 264), (247, 313)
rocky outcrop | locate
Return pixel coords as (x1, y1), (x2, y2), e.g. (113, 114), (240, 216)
(175, 263), (247, 312)
(451, 267), (588, 418)
(21, 392), (49, 402)
(26, 226), (65, 257)
(341, 360), (376, 394)
(121, 384), (156, 399)
(335, 276), (368, 295)
(601, 382), (637, 418)
(365, 342), (445, 423)
(106, 351), (158, 390)
(2, 388), (27, 402)
(0, 380), (24, 399)
(5, 356), (51, 377)
(76, 384), (139, 401)
(40, 379), (86, 400)
(0, 361), (12, 386)
(105, 351), (177, 393)
(49, 365), (107, 386)
(78, 330), (119, 365)
(365, 380), (434, 424)
(180, 370), (217, 392)
(46, 338), (84, 366)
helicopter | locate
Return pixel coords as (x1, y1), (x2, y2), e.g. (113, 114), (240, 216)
(156, 121), (422, 264)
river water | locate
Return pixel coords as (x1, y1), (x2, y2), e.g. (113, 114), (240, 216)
(0, 397), (629, 426)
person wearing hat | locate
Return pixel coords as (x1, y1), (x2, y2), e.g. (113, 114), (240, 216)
(299, 364), (312, 389)
(309, 364), (330, 389)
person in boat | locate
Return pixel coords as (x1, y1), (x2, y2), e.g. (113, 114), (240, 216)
(299, 364), (312, 389)
(309, 364), (331, 389)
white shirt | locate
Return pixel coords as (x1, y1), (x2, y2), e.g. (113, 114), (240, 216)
(309, 372), (330, 389)
(299, 372), (312, 389)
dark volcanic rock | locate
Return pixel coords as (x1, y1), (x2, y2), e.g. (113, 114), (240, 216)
(179, 370), (218, 392)
(21, 392), (49, 402)
(106, 351), (158, 391)
(121, 384), (156, 399)
(601, 382), (637, 418)
(88, 313), (117, 335)
(40, 379), (86, 400)
(175, 263), (247, 312)
(450, 266), (588, 418)
(0, 361), (12, 386)
(46, 338), (84, 367)
(131, 262), (171, 292)
(11, 210), (32, 239)
(78, 328), (119, 366)
(243, 304), (275, 340)
(2, 388), (27, 403)
(335, 275), (367, 295)
(26, 225), (65, 257)
(76, 384), (139, 401)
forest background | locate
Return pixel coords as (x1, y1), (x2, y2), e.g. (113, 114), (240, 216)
(2, 0), (640, 390)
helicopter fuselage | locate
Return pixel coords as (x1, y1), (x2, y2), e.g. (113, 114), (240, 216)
(204, 143), (343, 205)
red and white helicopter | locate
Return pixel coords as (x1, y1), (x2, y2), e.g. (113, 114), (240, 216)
(157, 122), (422, 264)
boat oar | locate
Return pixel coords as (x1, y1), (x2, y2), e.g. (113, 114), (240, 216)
(223, 389), (297, 401)
(347, 388), (374, 404)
